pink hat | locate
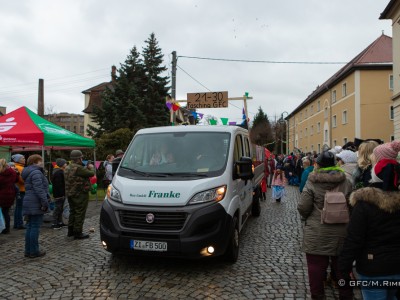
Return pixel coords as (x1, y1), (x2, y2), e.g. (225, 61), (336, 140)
(373, 140), (400, 162)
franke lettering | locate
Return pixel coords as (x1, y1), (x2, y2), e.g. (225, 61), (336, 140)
(148, 191), (181, 198)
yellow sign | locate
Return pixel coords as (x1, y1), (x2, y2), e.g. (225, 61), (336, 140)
(187, 91), (228, 109)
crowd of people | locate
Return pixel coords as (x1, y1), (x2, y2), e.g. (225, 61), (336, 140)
(262, 138), (400, 299)
(1, 139), (400, 298)
(0, 148), (124, 258)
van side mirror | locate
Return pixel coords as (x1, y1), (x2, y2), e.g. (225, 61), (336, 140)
(234, 156), (254, 180)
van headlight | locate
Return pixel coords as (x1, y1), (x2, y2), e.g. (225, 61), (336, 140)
(107, 185), (122, 203)
(188, 185), (226, 205)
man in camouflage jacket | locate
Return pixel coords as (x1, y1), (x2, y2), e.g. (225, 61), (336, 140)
(64, 150), (95, 239)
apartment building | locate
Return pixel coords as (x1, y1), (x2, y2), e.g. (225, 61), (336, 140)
(381, 0), (400, 140)
(44, 112), (85, 136)
(287, 34), (394, 154)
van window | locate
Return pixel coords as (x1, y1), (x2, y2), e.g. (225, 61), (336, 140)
(234, 135), (243, 162)
(119, 132), (230, 178)
(244, 137), (250, 157)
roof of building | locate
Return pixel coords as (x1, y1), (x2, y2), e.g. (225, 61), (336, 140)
(82, 82), (114, 114)
(380, 0), (399, 19)
(288, 34), (393, 118)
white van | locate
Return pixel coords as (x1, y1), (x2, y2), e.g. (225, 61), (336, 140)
(100, 125), (264, 262)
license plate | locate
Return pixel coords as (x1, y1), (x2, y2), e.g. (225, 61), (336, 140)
(130, 240), (168, 252)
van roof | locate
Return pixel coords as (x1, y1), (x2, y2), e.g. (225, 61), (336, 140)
(136, 125), (248, 135)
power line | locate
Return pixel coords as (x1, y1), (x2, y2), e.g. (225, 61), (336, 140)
(0, 67), (110, 91)
(178, 55), (348, 65)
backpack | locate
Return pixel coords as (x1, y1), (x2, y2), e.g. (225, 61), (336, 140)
(315, 186), (349, 224)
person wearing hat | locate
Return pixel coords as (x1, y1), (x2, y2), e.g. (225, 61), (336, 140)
(339, 140), (400, 299)
(51, 158), (67, 230)
(336, 150), (358, 188)
(64, 150), (95, 239)
(11, 153), (26, 229)
(298, 151), (353, 299)
(115, 149), (124, 158)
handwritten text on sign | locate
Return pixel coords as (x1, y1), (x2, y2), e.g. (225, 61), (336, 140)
(187, 91), (228, 109)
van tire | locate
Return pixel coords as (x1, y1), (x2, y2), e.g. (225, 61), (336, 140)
(224, 216), (239, 263)
(252, 187), (261, 217)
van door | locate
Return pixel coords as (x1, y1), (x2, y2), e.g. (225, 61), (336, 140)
(233, 133), (253, 228)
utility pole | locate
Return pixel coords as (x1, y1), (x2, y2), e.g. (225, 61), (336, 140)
(171, 51), (177, 125)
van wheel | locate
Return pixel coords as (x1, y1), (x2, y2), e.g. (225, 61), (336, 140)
(252, 188), (261, 217)
(224, 216), (239, 263)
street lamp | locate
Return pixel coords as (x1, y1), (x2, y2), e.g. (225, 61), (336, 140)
(280, 111), (289, 154)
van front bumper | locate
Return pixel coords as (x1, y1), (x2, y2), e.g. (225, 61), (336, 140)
(100, 199), (233, 259)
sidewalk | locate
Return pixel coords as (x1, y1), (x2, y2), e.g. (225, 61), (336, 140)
(0, 199), (103, 246)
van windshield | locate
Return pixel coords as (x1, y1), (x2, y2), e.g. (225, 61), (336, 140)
(119, 132), (230, 178)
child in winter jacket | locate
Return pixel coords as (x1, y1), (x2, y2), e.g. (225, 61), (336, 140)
(271, 167), (287, 202)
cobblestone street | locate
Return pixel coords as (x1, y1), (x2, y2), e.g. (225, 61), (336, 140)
(0, 187), (359, 299)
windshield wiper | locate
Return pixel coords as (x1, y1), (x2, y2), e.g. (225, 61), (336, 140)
(170, 172), (209, 178)
(121, 167), (166, 177)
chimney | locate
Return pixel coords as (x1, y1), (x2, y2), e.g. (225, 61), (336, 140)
(111, 65), (116, 84)
(38, 78), (44, 116)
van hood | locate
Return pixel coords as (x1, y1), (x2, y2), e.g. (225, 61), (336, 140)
(113, 175), (227, 206)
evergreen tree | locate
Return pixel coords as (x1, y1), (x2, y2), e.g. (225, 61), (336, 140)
(142, 33), (170, 127)
(249, 107), (274, 151)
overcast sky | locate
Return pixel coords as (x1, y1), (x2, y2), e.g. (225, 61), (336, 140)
(0, 0), (392, 124)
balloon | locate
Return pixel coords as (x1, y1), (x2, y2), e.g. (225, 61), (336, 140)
(92, 183), (97, 189)
(89, 176), (97, 185)
(49, 184), (53, 194)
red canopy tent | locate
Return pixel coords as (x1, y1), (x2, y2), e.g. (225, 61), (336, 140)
(0, 106), (95, 152)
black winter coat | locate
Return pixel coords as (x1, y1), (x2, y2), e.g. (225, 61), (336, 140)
(338, 187), (400, 277)
(51, 168), (65, 199)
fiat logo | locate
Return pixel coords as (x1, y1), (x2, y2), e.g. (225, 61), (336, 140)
(146, 213), (155, 224)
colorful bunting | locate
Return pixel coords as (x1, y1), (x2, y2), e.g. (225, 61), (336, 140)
(172, 103), (180, 112)
(209, 119), (217, 125)
(166, 102), (172, 110)
(220, 118), (228, 125)
(229, 121), (237, 125)
(198, 113), (204, 119)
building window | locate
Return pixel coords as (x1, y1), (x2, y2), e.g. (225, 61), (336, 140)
(300, 130), (302, 139)
(343, 137), (348, 145)
(342, 110), (348, 124)
(80, 126), (84, 133)
(390, 106), (394, 120)
(342, 83), (347, 97)
(332, 115), (337, 128)
(332, 90), (336, 103)
(305, 128), (308, 137)
(317, 101), (321, 112)
(391, 135), (395, 141)
(318, 144), (321, 153)
(317, 122), (321, 133)
(311, 145), (314, 151)
(311, 125), (314, 135)
(390, 74), (394, 90)
(66, 126), (70, 131)
(324, 129), (328, 142)
(324, 107), (328, 119)
(300, 113), (302, 121)
(305, 109), (308, 118)
(334, 140), (337, 146)
(311, 105), (313, 114)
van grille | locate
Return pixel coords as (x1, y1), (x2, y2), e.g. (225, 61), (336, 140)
(119, 210), (188, 231)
